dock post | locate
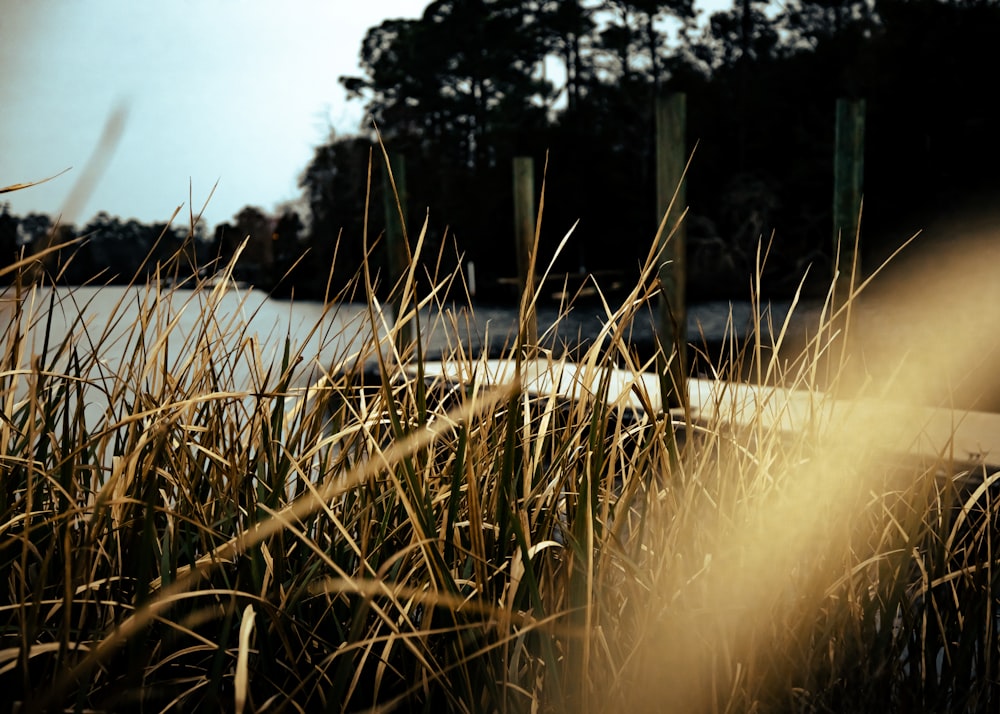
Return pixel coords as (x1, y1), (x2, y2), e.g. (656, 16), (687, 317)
(513, 156), (538, 353)
(382, 153), (415, 353)
(655, 93), (688, 411)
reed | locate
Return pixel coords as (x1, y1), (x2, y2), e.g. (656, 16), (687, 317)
(1, 171), (998, 713)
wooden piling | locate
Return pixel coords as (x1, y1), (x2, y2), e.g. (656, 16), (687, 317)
(655, 93), (688, 410)
(513, 156), (538, 351)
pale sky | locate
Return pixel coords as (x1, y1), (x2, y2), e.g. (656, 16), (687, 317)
(0, 1), (721, 230)
(0, 0), (432, 229)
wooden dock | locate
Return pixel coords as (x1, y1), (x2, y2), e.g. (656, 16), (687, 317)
(410, 357), (1000, 474)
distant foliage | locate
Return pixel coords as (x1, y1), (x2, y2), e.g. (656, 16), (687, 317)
(0, 204), (309, 293)
(296, 0), (1000, 301)
(9, 0), (1000, 302)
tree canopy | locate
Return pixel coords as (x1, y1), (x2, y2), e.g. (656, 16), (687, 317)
(300, 0), (1000, 302)
(7, 0), (998, 301)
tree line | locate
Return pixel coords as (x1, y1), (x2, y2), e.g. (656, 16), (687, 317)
(0, 205), (306, 292)
(5, 0), (999, 301)
(300, 0), (1000, 301)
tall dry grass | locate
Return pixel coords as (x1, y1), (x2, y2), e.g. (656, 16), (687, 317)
(2, 168), (1000, 713)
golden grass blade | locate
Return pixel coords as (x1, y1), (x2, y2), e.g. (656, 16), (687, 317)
(234, 604), (256, 714)
(0, 167), (71, 194)
(40, 378), (520, 709)
(10, 144), (1000, 713)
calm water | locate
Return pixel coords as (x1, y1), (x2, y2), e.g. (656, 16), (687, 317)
(6, 281), (998, 428)
(1, 285), (816, 445)
(0, 284), (817, 391)
(1, 284), (375, 390)
(463, 300), (818, 360)
(0, 284), (386, 439)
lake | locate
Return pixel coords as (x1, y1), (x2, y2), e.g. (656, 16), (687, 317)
(0, 282), (815, 395)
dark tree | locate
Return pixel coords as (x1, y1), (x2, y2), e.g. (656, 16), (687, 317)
(531, 1), (598, 113)
(17, 213), (53, 250)
(0, 205), (19, 283)
(298, 135), (380, 299)
(598, 0), (696, 87)
(308, 0), (1000, 304)
(268, 209), (308, 297)
(228, 206), (275, 286)
(782, 0), (878, 48)
(342, 0), (554, 168)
